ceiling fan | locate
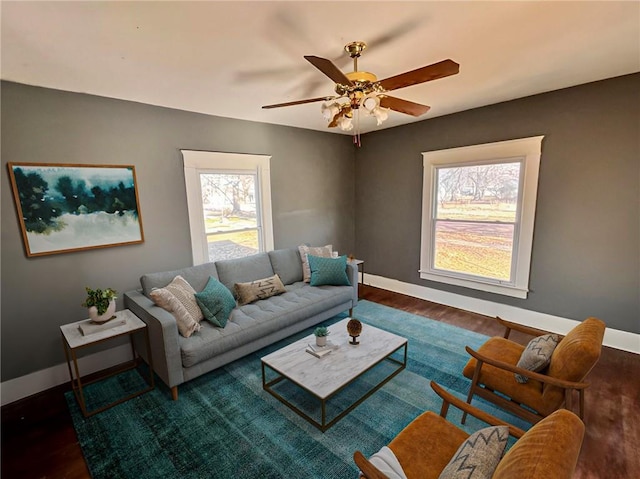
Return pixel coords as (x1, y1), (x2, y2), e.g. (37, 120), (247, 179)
(262, 41), (459, 144)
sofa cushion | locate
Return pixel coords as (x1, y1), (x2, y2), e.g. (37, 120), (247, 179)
(308, 254), (351, 286)
(215, 253), (275, 297)
(438, 426), (509, 479)
(515, 333), (560, 383)
(235, 274), (286, 305)
(268, 248), (303, 284)
(298, 244), (333, 282)
(179, 282), (353, 368)
(195, 276), (237, 328)
(141, 262), (218, 298)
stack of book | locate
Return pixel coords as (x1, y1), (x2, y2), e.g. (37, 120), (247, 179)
(78, 316), (126, 336)
(305, 341), (338, 358)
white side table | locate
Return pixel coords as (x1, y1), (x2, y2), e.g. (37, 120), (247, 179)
(60, 309), (154, 417)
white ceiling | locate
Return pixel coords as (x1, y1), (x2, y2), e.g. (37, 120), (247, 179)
(2, 1), (639, 135)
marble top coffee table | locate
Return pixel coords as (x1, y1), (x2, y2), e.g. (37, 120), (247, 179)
(261, 318), (407, 432)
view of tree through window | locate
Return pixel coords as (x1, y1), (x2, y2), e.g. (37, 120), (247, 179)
(200, 172), (260, 262)
(433, 161), (521, 281)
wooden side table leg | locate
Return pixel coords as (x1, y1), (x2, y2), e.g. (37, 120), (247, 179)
(70, 347), (88, 417)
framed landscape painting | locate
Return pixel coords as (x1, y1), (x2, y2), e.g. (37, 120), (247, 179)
(8, 163), (144, 257)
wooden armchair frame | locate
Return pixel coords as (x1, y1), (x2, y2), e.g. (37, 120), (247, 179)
(463, 316), (604, 425)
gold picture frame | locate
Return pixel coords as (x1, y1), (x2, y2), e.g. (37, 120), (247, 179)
(8, 162), (144, 257)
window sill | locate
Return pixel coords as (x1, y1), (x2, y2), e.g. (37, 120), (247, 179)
(419, 271), (529, 299)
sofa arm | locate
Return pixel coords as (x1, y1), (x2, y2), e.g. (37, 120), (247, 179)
(124, 290), (184, 389)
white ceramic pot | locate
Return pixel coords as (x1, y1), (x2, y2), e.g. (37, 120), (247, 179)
(88, 299), (116, 323)
(315, 335), (327, 347)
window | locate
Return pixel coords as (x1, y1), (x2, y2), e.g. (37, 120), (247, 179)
(182, 150), (273, 265)
(420, 137), (543, 298)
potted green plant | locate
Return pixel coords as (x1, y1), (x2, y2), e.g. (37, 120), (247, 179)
(82, 287), (118, 323)
(313, 326), (330, 347)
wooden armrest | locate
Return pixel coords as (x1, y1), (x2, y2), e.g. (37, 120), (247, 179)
(465, 346), (589, 390)
(495, 316), (559, 339)
(430, 381), (525, 438)
(353, 451), (390, 479)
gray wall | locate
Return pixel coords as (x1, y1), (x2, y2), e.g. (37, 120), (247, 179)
(355, 73), (640, 334)
(1, 81), (355, 381)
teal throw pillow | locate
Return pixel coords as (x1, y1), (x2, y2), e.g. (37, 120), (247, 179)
(308, 254), (351, 287)
(194, 276), (236, 328)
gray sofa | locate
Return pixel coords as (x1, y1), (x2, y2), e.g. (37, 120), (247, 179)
(124, 248), (358, 399)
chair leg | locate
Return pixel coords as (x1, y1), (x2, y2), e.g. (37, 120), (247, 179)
(462, 361), (483, 425)
(171, 386), (178, 401)
(564, 388), (573, 413)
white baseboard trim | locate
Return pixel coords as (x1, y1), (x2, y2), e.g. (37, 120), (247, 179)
(3, 277), (638, 406)
(1, 343), (133, 407)
(365, 273), (640, 354)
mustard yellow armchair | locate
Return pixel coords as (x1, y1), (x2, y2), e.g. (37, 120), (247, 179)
(354, 381), (585, 479)
(462, 316), (605, 424)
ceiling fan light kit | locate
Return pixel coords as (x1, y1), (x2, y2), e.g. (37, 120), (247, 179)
(262, 40), (459, 146)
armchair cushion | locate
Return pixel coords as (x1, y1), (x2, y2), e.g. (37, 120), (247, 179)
(389, 412), (469, 479)
(463, 337), (547, 414)
(515, 334), (560, 383)
(542, 317), (606, 413)
(492, 409), (584, 479)
(438, 426), (509, 479)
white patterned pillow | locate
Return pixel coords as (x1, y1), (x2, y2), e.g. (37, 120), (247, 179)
(515, 333), (561, 383)
(438, 426), (509, 479)
(234, 274), (286, 305)
(298, 244), (333, 282)
(149, 275), (203, 338)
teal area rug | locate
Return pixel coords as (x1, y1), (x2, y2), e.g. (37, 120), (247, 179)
(67, 300), (528, 478)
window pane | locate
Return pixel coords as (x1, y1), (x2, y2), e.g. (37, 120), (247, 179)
(200, 173), (257, 234)
(436, 162), (521, 222)
(207, 230), (259, 262)
(433, 220), (514, 281)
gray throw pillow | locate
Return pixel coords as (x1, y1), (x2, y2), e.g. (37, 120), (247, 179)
(438, 426), (509, 479)
(515, 333), (561, 383)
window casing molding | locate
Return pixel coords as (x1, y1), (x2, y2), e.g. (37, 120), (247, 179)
(420, 136), (543, 299)
(181, 150), (273, 265)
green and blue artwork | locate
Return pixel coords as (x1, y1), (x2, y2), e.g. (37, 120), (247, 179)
(8, 163), (144, 257)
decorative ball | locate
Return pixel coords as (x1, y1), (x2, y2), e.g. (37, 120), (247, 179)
(347, 318), (362, 336)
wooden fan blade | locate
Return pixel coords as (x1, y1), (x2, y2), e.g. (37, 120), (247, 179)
(304, 56), (353, 86)
(379, 96), (431, 117)
(378, 59), (459, 92)
(262, 96), (331, 109)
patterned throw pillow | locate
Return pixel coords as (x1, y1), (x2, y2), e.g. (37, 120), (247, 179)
(298, 244), (333, 282)
(515, 333), (561, 383)
(149, 275), (203, 338)
(308, 255), (351, 287)
(194, 276), (236, 328)
(234, 274), (286, 305)
(438, 426), (509, 479)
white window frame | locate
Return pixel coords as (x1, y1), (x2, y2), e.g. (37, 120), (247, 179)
(419, 136), (543, 299)
(181, 150), (273, 265)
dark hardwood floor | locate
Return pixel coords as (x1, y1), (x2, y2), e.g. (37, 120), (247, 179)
(2, 285), (638, 478)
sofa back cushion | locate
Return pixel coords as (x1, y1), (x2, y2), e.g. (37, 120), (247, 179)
(268, 248), (303, 285)
(215, 253), (275, 297)
(140, 262), (218, 298)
